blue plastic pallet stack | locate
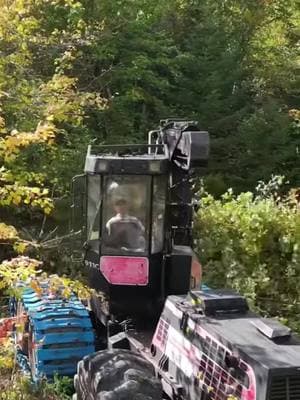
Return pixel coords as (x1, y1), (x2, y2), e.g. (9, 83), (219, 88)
(20, 286), (95, 381)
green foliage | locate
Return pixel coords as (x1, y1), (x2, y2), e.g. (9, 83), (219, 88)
(44, 375), (74, 400)
(0, 0), (298, 199)
(0, 374), (73, 400)
(0, 256), (90, 398)
(0, 339), (15, 374)
(0, 339), (72, 399)
(195, 179), (300, 331)
(0, 256), (93, 300)
(0, 0), (298, 389)
(88, 0), (299, 192)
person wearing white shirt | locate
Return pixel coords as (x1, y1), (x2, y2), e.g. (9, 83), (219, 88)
(105, 198), (145, 251)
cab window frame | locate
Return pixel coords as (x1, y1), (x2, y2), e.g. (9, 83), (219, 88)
(86, 174), (102, 254)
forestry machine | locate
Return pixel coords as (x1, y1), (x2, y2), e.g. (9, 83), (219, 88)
(13, 120), (300, 400)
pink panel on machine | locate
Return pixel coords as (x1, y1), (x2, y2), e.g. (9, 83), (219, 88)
(100, 256), (149, 286)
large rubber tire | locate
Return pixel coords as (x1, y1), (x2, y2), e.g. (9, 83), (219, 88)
(74, 349), (162, 400)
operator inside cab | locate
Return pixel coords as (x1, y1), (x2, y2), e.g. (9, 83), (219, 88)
(104, 198), (146, 252)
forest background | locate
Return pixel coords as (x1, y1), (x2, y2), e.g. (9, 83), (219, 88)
(0, 0), (299, 397)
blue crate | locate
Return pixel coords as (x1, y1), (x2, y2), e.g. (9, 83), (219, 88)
(16, 282), (96, 382)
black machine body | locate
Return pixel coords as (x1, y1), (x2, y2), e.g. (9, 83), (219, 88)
(72, 119), (209, 319)
(147, 289), (300, 400)
(71, 120), (300, 400)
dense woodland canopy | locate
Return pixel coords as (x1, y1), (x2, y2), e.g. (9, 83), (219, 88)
(0, 0), (299, 195)
(0, 0), (298, 307)
(0, 0), (298, 253)
(0, 0), (299, 397)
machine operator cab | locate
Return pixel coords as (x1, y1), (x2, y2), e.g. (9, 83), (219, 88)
(72, 120), (209, 317)
(87, 173), (166, 257)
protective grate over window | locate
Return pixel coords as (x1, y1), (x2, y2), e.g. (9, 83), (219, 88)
(268, 374), (300, 400)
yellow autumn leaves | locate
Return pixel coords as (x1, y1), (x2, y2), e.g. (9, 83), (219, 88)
(0, 223), (28, 253)
(0, 223), (18, 241)
(0, 257), (42, 294)
(0, 111), (55, 222)
(0, 182), (53, 246)
(0, 256), (93, 301)
(0, 222), (28, 254)
(0, 122), (57, 162)
(0, 116), (5, 131)
(0, 184), (53, 213)
(0, 119), (55, 246)
(0, 168), (45, 186)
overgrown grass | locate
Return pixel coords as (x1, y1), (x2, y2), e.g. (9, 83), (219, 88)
(0, 375), (73, 400)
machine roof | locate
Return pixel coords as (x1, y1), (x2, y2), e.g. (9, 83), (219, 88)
(202, 314), (300, 369)
(170, 292), (300, 370)
(84, 144), (169, 174)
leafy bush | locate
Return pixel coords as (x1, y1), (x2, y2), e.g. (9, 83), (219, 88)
(0, 256), (93, 300)
(195, 182), (300, 332)
(0, 374), (73, 400)
(0, 340), (73, 399)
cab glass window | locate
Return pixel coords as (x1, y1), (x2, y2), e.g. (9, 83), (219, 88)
(102, 175), (150, 255)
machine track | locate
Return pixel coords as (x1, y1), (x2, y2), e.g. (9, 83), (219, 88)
(13, 285), (95, 381)
(74, 349), (162, 400)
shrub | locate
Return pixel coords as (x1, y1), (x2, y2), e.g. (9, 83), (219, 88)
(195, 185), (300, 332)
(0, 340), (73, 399)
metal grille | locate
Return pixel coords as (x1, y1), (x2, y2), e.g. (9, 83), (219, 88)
(198, 353), (244, 400)
(269, 374), (300, 400)
(156, 319), (169, 347)
(195, 334), (250, 400)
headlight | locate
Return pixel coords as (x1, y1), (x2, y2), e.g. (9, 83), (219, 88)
(98, 160), (108, 172)
(149, 161), (161, 173)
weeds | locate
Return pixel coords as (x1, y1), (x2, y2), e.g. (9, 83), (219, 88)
(0, 340), (73, 400)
